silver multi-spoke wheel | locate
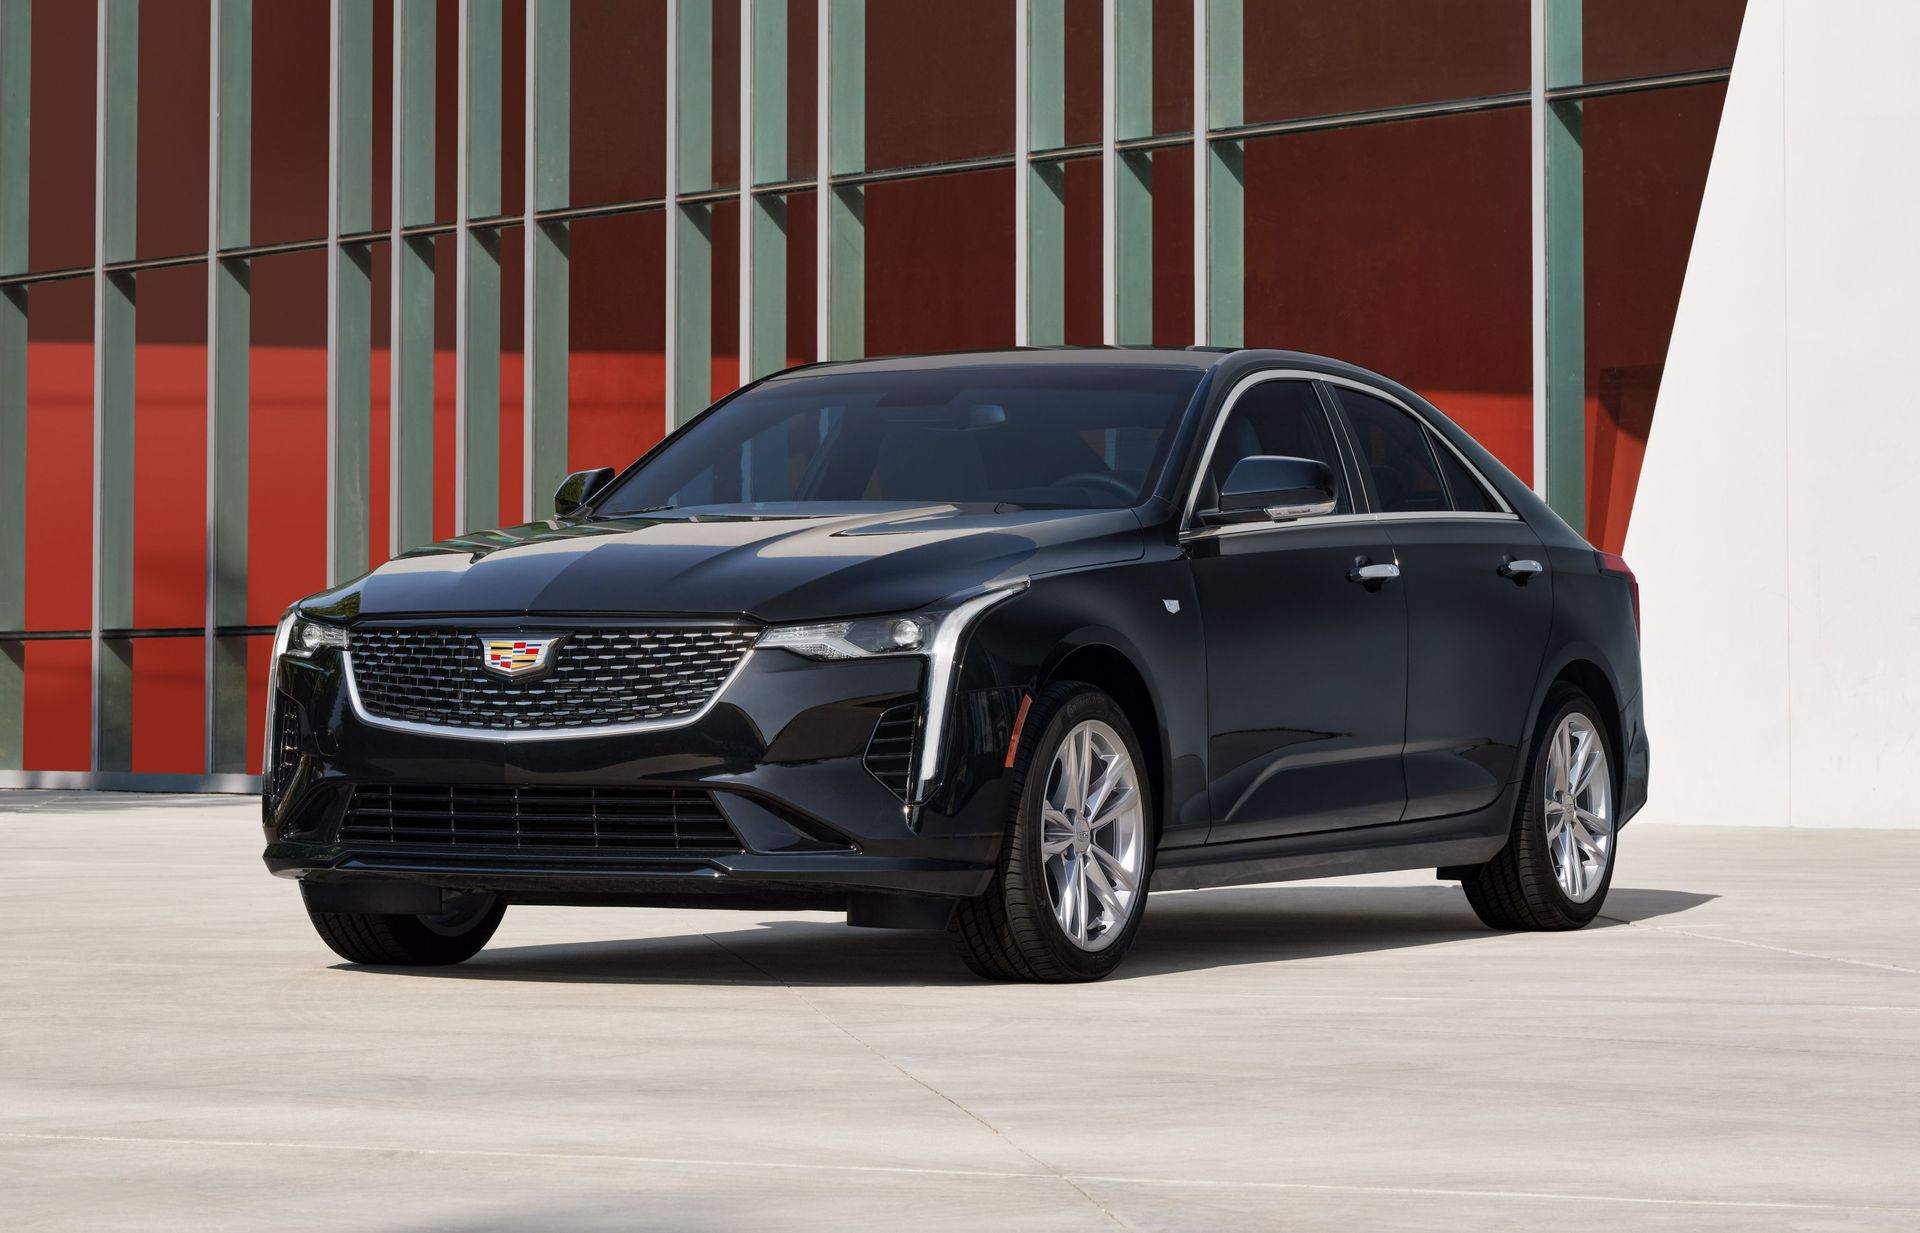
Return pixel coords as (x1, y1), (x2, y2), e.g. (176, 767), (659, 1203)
(1039, 719), (1146, 952)
(1544, 712), (1613, 903)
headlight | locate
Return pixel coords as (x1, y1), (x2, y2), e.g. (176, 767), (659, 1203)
(280, 614), (349, 659)
(759, 583), (1028, 806)
(757, 613), (939, 660)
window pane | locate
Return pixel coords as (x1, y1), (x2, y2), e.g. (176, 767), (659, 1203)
(23, 277), (91, 632)
(1243, 1), (1527, 126)
(1584, 83), (1728, 552)
(865, 167), (1014, 355)
(134, 635), (204, 773)
(1430, 430), (1501, 513)
(1584, 0), (1747, 85)
(571, 0), (668, 206)
(866, 1), (1014, 172)
(1336, 387), (1448, 514)
(1243, 109), (1531, 480)
(137, 0), (210, 260)
(133, 264), (207, 628)
(27, 0), (93, 272)
(253, 1), (329, 244)
(248, 249), (328, 623)
(1206, 380), (1351, 514)
(569, 210), (667, 470)
(23, 640), (89, 770)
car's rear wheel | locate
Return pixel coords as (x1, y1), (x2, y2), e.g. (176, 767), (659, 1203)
(304, 888), (506, 966)
(952, 682), (1153, 982)
(1461, 684), (1617, 930)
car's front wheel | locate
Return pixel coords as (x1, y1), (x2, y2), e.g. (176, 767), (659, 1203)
(304, 888), (507, 966)
(952, 682), (1154, 982)
(1461, 684), (1618, 930)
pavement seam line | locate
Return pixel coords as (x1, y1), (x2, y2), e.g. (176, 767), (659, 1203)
(4, 1132), (1918, 1216)
(1600, 916), (1920, 976)
(698, 932), (1139, 1233)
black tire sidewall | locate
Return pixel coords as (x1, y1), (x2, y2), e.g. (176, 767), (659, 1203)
(1014, 687), (1156, 979)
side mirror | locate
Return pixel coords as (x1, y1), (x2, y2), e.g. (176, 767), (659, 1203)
(1203, 455), (1338, 524)
(553, 467), (616, 518)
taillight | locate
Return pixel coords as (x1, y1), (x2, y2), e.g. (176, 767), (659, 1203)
(1598, 551), (1639, 637)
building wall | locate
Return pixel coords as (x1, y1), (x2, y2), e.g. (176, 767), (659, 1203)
(0, 1), (1745, 783)
(1627, 0), (1920, 827)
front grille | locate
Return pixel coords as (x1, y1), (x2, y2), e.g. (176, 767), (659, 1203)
(349, 624), (758, 731)
(864, 704), (919, 799)
(339, 783), (743, 854)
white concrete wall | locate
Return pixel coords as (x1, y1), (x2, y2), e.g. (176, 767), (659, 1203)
(1626, 0), (1920, 827)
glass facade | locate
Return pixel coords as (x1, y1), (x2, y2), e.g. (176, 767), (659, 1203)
(0, 0), (1744, 785)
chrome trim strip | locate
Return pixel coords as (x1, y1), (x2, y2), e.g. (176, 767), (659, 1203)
(912, 582), (1029, 806)
(1370, 510), (1520, 523)
(341, 642), (761, 743)
(1179, 511), (1380, 544)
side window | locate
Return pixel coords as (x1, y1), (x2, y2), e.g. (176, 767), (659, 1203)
(1427, 430), (1503, 513)
(1204, 379), (1352, 515)
(1334, 387), (1448, 514)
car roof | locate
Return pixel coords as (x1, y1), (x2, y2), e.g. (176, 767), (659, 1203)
(760, 345), (1398, 387)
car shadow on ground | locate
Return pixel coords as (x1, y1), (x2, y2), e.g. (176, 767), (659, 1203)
(351, 884), (1718, 988)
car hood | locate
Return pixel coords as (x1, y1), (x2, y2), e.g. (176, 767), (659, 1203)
(302, 504), (1146, 625)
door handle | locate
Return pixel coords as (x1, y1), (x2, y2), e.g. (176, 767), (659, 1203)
(1499, 558), (1544, 581)
(1347, 562), (1401, 585)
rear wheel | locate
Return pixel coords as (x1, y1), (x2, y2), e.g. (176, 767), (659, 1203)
(1461, 685), (1617, 930)
(952, 682), (1153, 982)
(304, 889), (506, 966)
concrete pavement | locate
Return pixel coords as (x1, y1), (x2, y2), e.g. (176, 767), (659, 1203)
(2, 791), (1916, 1231)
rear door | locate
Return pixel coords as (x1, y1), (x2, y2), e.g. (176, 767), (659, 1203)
(1187, 376), (1408, 844)
(1329, 383), (1553, 821)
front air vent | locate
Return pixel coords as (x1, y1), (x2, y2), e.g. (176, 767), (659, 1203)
(267, 692), (301, 802)
(338, 783), (743, 856)
(864, 705), (919, 800)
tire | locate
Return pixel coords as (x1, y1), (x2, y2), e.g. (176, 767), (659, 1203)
(1461, 684), (1618, 931)
(304, 888), (506, 966)
(951, 682), (1155, 982)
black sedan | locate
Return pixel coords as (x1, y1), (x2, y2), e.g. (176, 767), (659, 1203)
(264, 348), (1647, 981)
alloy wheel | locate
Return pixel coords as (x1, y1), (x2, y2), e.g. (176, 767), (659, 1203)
(1040, 719), (1147, 951)
(1544, 713), (1613, 903)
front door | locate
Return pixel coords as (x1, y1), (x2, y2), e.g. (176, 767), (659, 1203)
(1187, 377), (1408, 845)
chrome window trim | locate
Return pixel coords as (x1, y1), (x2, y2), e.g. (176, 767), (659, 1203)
(1370, 510), (1520, 523)
(1180, 511), (1381, 543)
(340, 643), (761, 742)
(1179, 369), (1362, 535)
(1317, 374), (1517, 516)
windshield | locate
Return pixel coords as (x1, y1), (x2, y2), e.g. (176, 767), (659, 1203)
(592, 364), (1206, 515)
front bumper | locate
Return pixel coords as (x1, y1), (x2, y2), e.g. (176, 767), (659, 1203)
(264, 642), (1029, 909)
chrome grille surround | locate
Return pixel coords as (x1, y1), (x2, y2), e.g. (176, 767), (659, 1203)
(344, 622), (759, 738)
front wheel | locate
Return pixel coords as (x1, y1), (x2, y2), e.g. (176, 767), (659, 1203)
(304, 888), (507, 966)
(1461, 684), (1618, 930)
(952, 682), (1154, 982)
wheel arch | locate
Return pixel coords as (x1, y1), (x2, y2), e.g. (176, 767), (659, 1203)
(1535, 652), (1626, 793)
(1042, 639), (1167, 841)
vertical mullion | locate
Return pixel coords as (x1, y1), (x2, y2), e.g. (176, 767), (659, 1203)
(740, 0), (786, 385)
(327, 0), (372, 583)
(456, 0), (501, 533)
(666, 0), (712, 427)
(92, 0), (136, 771)
(523, 0), (568, 518)
(1538, 0), (1585, 523)
(0, 0), (26, 767)
(1196, 0), (1241, 347)
(391, 0), (434, 554)
(1017, 0), (1063, 347)
(817, 0), (861, 361)
(207, 0), (251, 773)
(1102, 0), (1150, 345)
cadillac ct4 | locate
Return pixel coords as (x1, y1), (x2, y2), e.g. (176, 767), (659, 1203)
(263, 348), (1647, 982)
